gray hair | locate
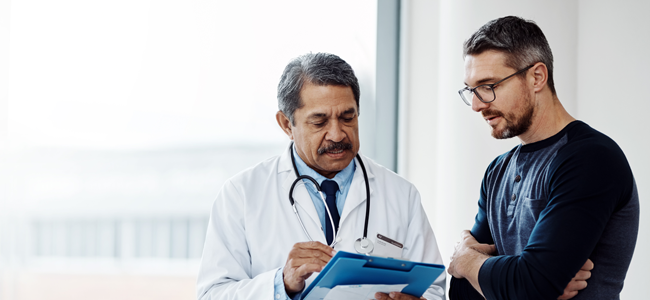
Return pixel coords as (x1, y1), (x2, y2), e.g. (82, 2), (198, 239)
(463, 16), (556, 95)
(277, 53), (360, 125)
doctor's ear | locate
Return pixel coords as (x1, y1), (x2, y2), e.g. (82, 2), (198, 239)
(276, 111), (294, 140)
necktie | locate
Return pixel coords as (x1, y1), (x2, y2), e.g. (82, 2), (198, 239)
(320, 180), (340, 245)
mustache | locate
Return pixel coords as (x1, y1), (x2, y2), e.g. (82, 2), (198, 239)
(482, 109), (504, 119)
(317, 142), (353, 155)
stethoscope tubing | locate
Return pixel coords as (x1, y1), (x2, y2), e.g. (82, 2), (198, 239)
(289, 174), (340, 247)
(355, 152), (371, 240)
(288, 143), (371, 250)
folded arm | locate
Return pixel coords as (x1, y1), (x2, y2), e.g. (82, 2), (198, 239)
(450, 144), (628, 299)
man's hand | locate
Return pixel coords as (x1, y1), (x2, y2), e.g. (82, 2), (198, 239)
(448, 230), (496, 297)
(283, 241), (336, 296)
(558, 259), (594, 300)
(448, 230), (496, 279)
(374, 292), (425, 300)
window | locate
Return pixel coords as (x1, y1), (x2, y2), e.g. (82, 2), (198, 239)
(2, 1), (379, 299)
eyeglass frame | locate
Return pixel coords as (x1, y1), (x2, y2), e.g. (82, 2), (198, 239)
(458, 64), (535, 106)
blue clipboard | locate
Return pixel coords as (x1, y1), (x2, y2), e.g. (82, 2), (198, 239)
(300, 251), (445, 299)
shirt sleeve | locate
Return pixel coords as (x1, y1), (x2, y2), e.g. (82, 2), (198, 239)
(274, 267), (302, 300)
(477, 140), (634, 299)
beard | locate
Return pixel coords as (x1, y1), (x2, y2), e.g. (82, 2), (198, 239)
(484, 94), (535, 139)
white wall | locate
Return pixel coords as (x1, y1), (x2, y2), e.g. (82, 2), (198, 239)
(399, 0), (649, 298)
(1, 0), (11, 276)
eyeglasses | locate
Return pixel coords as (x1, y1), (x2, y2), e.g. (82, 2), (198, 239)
(458, 65), (534, 106)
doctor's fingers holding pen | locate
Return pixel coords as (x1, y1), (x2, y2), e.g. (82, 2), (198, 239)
(283, 241), (337, 295)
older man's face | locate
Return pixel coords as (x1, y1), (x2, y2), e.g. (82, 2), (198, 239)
(285, 82), (360, 179)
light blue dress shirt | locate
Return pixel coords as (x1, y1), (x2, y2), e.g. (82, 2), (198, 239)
(273, 146), (356, 300)
(291, 145), (356, 232)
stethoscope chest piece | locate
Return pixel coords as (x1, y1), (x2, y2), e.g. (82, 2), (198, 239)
(354, 237), (374, 254)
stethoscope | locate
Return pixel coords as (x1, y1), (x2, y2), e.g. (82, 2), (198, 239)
(288, 143), (374, 254)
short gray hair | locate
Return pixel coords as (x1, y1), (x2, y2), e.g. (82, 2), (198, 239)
(463, 16), (556, 95)
(277, 53), (360, 125)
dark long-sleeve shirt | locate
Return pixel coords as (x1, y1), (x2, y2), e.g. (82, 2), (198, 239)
(449, 121), (639, 300)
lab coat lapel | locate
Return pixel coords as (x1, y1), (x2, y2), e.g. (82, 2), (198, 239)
(279, 144), (325, 242)
(340, 155), (375, 223)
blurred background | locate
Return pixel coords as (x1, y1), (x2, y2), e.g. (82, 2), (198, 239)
(1, 0), (648, 299)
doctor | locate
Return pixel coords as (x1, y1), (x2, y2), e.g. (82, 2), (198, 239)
(197, 53), (445, 300)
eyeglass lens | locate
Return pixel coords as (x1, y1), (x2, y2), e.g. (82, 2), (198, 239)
(460, 86), (495, 105)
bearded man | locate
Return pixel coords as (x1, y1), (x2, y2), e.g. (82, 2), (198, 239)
(447, 16), (639, 300)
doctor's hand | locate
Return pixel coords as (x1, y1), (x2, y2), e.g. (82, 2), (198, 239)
(283, 241), (336, 296)
(374, 291), (425, 300)
(558, 259), (594, 300)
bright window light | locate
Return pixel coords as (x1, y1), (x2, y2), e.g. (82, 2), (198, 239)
(2, 1), (377, 299)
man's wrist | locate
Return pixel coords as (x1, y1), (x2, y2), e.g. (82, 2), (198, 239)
(282, 272), (304, 299)
(462, 248), (489, 278)
(274, 267), (296, 300)
(458, 248), (490, 296)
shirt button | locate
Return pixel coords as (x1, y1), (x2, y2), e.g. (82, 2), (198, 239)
(515, 175), (521, 182)
(276, 293), (281, 299)
(511, 194), (517, 201)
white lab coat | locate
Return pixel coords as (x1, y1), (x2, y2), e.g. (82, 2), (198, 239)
(197, 145), (445, 300)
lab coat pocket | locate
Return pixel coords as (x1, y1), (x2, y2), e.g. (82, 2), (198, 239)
(373, 233), (404, 258)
